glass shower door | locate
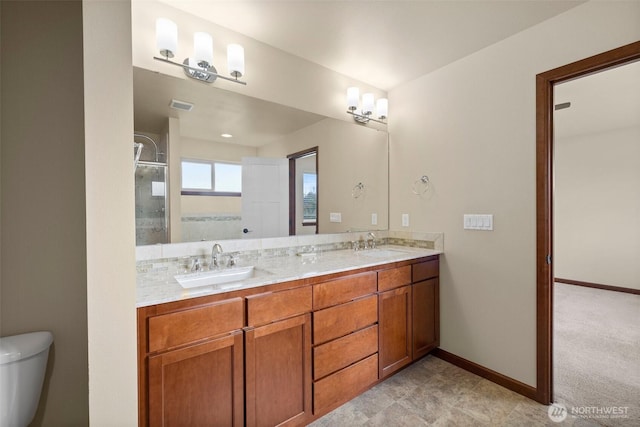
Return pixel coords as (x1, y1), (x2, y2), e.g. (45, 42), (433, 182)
(135, 163), (169, 245)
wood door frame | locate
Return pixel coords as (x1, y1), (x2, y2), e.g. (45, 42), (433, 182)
(287, 147), (319, 236)
(535, 40), (640, 404)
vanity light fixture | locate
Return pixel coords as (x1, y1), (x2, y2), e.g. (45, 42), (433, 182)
(154, 18), (247, 86)
(346, 87), (388, 124)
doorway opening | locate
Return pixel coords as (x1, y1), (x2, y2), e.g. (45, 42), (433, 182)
(288, 147), (319, 236)
(535, 41), (640, 404)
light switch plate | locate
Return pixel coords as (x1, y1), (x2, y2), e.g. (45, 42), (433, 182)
(464, 214), (493, 230)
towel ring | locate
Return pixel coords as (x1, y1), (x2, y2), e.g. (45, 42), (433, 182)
(352, 182), (365, 198)
(412, 175), (430, 195)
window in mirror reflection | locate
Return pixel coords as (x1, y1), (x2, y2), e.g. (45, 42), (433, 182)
(303, 173), (317, 225)
(214, 163), (242, 193)
(181, 159), (241, 196)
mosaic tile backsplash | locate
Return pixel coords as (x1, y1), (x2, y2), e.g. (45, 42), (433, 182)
(136, 231), (443, 274)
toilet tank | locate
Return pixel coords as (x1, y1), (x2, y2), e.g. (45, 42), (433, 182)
(0, 331), (53, 427)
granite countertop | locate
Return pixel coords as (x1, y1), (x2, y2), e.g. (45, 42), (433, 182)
(137, 245), (442, 308)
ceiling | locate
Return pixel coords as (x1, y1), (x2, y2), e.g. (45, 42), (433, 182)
(158, 0), (584, 91)
(554, 60), (640, 139)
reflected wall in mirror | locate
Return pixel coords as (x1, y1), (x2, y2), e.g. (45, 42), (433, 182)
(133, 67), (389, 244)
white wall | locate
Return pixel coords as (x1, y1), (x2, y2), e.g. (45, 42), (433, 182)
(168, 117), (182, 242)
(258, 118), (389, 234)
(83, 1), (138, 425)
(388, 1), (640, 386)
(555, 126), (640, 290)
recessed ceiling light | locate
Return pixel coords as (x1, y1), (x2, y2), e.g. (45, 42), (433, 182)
(221, 133), (233, 138)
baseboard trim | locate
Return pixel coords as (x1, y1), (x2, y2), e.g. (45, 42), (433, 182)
(432, 348), (538, 401)
(555, 278), (640, 295)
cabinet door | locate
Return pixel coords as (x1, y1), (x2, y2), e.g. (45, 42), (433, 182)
(148, 331), (244, 427)
(378, 285), (412, 379)
(245, 313), (312, 427)
(412, 278), (439, 360)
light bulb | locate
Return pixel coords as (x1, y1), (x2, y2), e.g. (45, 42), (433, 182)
(156, 18), (177, 58)
(347, 87), (359, 111)
(376, 98), (388, 119)
(362, 93), (375, 115)
(193, 32), (213, 67)
(227, 44), (245, 78)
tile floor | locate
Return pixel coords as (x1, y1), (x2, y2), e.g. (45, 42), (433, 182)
(310, 355), (607, 426)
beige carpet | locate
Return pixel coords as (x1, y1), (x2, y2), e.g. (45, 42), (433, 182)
(554, 282), (640, 426)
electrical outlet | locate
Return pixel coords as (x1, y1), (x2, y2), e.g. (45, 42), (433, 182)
(371, 213), (378, 225)
(402, 213), (409, 227)
(330, 212), (342, 223)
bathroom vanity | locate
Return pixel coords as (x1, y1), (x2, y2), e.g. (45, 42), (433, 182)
(136, 247), (440, 426)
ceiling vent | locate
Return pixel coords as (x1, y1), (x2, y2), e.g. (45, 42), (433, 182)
(170, 99), (194, 112)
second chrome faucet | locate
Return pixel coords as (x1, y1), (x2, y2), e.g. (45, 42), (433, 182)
(211, 243), (223, 268)
(211, 243), (236, 268)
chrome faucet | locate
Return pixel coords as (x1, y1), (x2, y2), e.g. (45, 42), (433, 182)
(366, 232), (376, 249)
(211, 243), (223, 268)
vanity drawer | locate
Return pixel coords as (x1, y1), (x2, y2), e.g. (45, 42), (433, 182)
(313, 272), (377, 310)
(377, 265), (411, 292)
(412, 258), (439, 282)
(313, 353), (378, 414)
(313, 295), (377, 345)
(148, 297), (244, 353)
(314, 324), (378, 380)
(246, 286), (312, 327)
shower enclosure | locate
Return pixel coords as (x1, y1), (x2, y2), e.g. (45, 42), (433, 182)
(134, 134), (169, 245)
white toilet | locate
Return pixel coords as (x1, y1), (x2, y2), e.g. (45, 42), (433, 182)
(0, 331), (53, 427)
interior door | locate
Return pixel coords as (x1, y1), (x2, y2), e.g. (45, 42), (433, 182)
(241, 157), (289, 239)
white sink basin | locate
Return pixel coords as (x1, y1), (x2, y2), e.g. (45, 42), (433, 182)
(175, 266), (255, 289)
(358, 249), (410, 258)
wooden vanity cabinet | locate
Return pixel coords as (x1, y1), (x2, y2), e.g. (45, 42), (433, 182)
(137, 255), (440, 426)
(412, 257), (440, 360)
(245, 286), (313, 427)
(140, 297), (245, 427)
(377, 265), (413, 379)
(376, 257), (440, 378)
(311, 272), (379, 414)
